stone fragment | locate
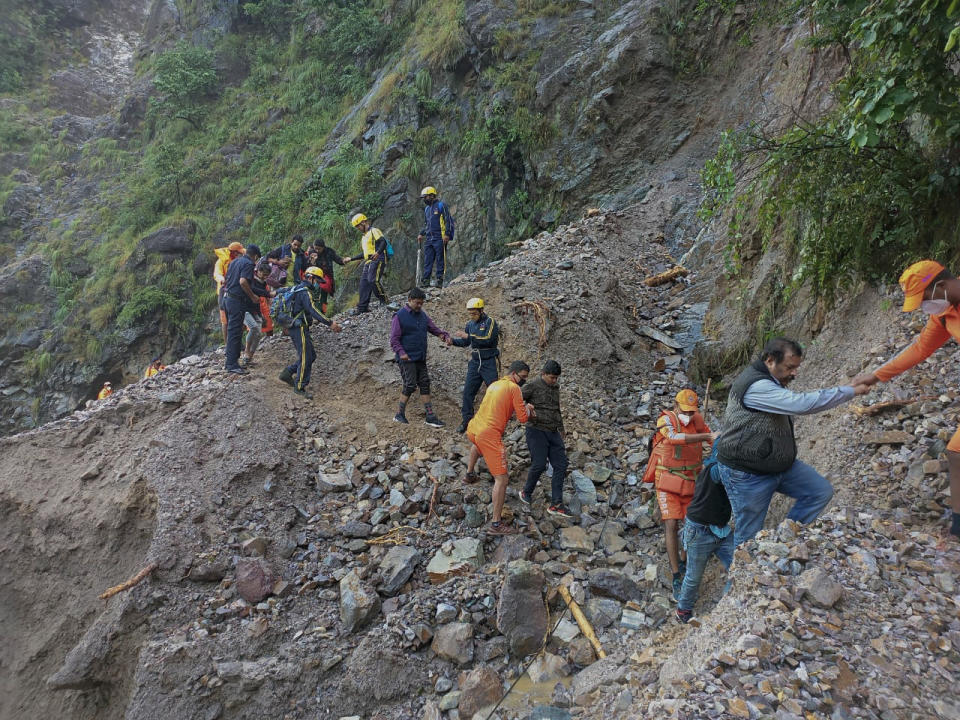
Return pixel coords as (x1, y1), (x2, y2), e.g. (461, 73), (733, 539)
(527, 652), (568, 684)
(241, 536), (268, 556)
(587, 568), (641, 602)
(318, 470), (352, 493)
(571, 654), (627, 698)
(862, 430), (914, 445)
(797, 566), (844, 608)
(188, 562), (228, 582)
(490, 534), (538, 563)
(339, 569), (381, 632)
(378, 545), (421, 596)
(458, 666), (503, 718)
(236, 559), (274, 603)
(497, 560), (548, 657)
(432, 622), (474, 665)
(435, 602), (458, 623)
(559, 526), (594, 552)
(584, 597), (620, 628)
(570, 471), (597, 505)
(552, 618), (580, 644)
(568, 637), (596, 666)
(438, 691), (461, 711)
(341, 521), (372, 538)
(528, 708), (572, 720)
(421, 701), (442, 720)
(427, 538), (484, 583)
(582, 462), (613, 484)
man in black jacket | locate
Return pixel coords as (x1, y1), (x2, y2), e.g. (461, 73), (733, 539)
(452, 297), (500, 433)
(519, 360), (573, 518)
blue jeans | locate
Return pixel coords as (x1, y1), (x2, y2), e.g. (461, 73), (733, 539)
(676, 520), (734, 611)
(716, 459), (833, 546)
(523, 427), (568, 504)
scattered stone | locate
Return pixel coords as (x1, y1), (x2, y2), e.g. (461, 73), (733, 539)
(378, 545), (421, 596)
(432, 622), (474, 665)
(862, 430), (914, 445)
(458, 666), (503, 719)
(586, 568), (641, 602)
(427, 538), (485, 583)
(527, 652), (568, 684)
(241, 536), (268, 556)
(339, 569), (381, 632)
(236, 559), (275, 603)
(796, 566), (844, 609)
(567, 637), (596, 666)
(559, 526), (594, 553)
(497, 560), (548, 657)
(317, 470), (352, 493)
(435, 602), (458, 624)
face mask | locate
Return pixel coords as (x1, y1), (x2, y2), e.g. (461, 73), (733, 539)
(516, 376), (526, 387)
(423, 198), (433, 206)
(677, 413), (691, 425)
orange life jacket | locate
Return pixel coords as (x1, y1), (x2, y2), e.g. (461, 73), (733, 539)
(259, 295), (273, 333)
(642, 410), (710, 496)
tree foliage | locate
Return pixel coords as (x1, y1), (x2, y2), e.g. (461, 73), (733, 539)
(149, 43), (219, 129)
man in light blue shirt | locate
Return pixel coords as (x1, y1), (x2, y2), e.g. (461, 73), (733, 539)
(715, 338), (870, 545)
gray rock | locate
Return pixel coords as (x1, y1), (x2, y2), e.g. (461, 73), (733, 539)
(582, 462), (613, 484)
(571, 654), (628, 698)
(586, 568), (641, 602)
(490, 534), (538, 564)
(431, 622), (474, 665)
(584, 597), (620, 628)
(339, 569), (381, 632)
(797, 566), (844, 608)
(559, 526), (594, 552)
(528, 707), (573, 720)
(570, 470), (597, 505)
(318, 470), (352, 493)
(527, 652), (568, 684)
(496, 560), (548, 657)
(435, 602), (458, 623)
(427, 538), (484, 583)
(458, 666), (503, 719)
(236, 559), (275, 603)
(430, 458), (456, 479)
(341, 521), (372, 538)
(378, 545), (421, 596)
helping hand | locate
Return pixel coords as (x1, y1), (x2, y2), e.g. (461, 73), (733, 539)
(453, 330), (468, 339)
(853, 383), (872, 396)
(443, 336), (453, 346)
(525, 403), (536, 417)
(851, 372), (879, 387)
(330, 321), (343, 333)
(400, 353), (411, 362)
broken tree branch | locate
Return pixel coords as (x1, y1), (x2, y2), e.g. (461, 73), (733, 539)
(851, 396), (937, 417)
(644, 265), (688, 286)
(558, 584), (607, 659)
(99, 562), (158, 600)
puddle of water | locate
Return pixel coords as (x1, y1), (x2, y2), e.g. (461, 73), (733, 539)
(498, 672), (572, 712)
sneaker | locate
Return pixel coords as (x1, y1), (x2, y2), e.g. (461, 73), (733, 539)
(436, 280), (443, 289)
(519, 490), (533, 506)
(425, 414), (445, 428)
(488, 521), (518, 536)
(456, 421), (468, 434)
(278, 369), (294, 386)
(394, 412), (409, 424)
(547, 504), (574, 519)
(672, 575), (683, 602)
(464, 472), (480, 484)
(386, 302), (401, 312)
(226, 366), (248, 375)
(676, 609), (692, 625)
(293, 388), (313, 399)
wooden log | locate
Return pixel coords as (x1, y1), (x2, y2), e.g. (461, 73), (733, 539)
(557, 585), (607, 659)
(643, 266), (689, 287)
(851, 396), (936, 417)
(99, 562), (158, 600)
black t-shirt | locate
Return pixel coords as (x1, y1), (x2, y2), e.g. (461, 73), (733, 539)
(685, 465), (731, 528)
(223, 255), (256, 309)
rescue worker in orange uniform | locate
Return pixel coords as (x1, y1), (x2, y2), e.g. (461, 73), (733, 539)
(213, 241), (245, 345)
(463, 361), (535, 535)
(97, 381), (113, 400)
(144, 357), (165, 378)
(853, 260), (960, 540)
(643, 389), (715, 600)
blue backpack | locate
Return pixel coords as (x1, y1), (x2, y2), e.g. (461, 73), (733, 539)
(384, 238), (394, 259)
(270, 285), (308, 329)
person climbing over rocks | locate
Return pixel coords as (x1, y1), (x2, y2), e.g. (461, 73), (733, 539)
(213, 241), (245, 345)
(452, 297), (500, 433)
(716, 338), (870, 546)
(278, 266), (342, 398)
(266, 234), (307, 286)
(97, 381), (112, 400)
(643, 389), (715, 600)
(144, 357), (165, 378)
(520, 360), (573, 519)
(222, 244), (262, 375)
(345, 213), (389, 314)
(852, 260), (960, 540)
(390, 286), (452, 426)
(464, 360), (535, 535)
(417, 186), (454, 289)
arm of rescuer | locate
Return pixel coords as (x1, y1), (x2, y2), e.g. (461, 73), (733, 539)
(858, 314), (952, 384)
(292, 286), (334, 328)
(658, 411), (714, 445)
(237, 261), (259, 305)
(452, 317), (498, 348)
(511, 382), (530, 424)
(743, 378), (857, 415)
(425, 312), (453, 345)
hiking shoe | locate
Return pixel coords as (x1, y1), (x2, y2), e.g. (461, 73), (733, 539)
(464, 472), (480, 484)
(386, 302), (401, 312)
(278, 369), (295, 386)
(672, 575), (683, 602)
(547, 504), (574, 519)
(239, 356), (255, 367)
(676, 609), (692, 625)
(456, 421), (468, 434)
(394, 412), (409, 424)
(519, 490), (533, 506)
(488, 521), (518, 536)
(226, 366), (248, 375)
(293, 388), (313, 399)
(425, 414), (445, 428)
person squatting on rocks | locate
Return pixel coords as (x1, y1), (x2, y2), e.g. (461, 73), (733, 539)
(212, 241), (245, 345)
(222, 244), (263, 375)
(278, 267), (343, 398)
(97, 381), (112, 400)
(675, 448), (733, 625)
(390, 287), (452, 427)
(643, 389), (715, 600)
(452, 297), (500, 433)
(144, 357), (165, 379)
(464, 361), (535, 536)
(346, 213), (389, 314)
(715, 337), (869, 546)
(852, 260), (960, 540)
(266, 234), (307, 286)
(520, 360), (574, 519)
(306, 239), (345, 314)
(417, 186), (455, 289)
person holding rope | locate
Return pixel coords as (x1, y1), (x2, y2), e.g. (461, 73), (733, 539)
(452, 297), (501, 433)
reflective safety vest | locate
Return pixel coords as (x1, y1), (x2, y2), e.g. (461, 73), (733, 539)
(144, 365), (165, 379)
(644, 410), (710, 497)
(97, 387), (112, 400)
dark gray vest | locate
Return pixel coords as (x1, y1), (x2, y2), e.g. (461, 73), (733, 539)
(716, 361), (797, 474)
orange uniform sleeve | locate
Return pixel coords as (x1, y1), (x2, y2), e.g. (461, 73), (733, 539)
(874, 316), (951, 382)
(512, 384), (529, 423)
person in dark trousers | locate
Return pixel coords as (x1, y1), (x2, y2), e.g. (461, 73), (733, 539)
(715, 337), (870, 545)
(222, 244), (262, 375)
(266, 234), (307, 286)
(390, 286), (452, 427)
(452, 297), (500, 433)
(417, 186), (454, 288)
(307, 239), (345, 314)
(675, 449), (734, 624)
(346, 213), (388, 314)
(520, 360), (573, 519)
(278, 266), (342, 398)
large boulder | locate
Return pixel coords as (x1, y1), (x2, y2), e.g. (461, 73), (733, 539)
(496, 560), (547, 657)
(427, 538), (484, 583)
(458, 666), (503, 718)
(586, 568), (641, 602)
(339, 569), (381, 632)
(378, 545), (421, 597)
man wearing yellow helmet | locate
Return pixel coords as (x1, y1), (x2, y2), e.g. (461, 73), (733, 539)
(452, 297), (500, 433)
(345, 213), (389, 313)
(417, 186), (455, 289)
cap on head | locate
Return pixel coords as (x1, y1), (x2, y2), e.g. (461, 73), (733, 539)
(675, 389), (698, 412)
(228, 241), (244, 253)
(899, 259), (945, 311)
(104, 381), (112, 386)
(245, 244), (262, 258)
(466, 297), (484, 310)
(420, 186), (437, 198)
(351, 213), (368, 228)
(304, 266), (324, 279)
(542, 360), (561, 376)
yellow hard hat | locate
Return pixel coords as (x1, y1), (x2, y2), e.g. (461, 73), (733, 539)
(304, 266), (324, 279)
(675, 389), (699, 411)
(420, 186), (437, 197)
(350, 213), (368, 228)
(227, 241), (244, 253)
(466, 297), (484, 310)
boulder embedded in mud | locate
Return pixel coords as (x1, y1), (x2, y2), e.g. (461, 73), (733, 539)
(339, 569), (381, 632)
(457, 666), (503, 719)
(236, 558), (275, 603)
(496, 560), (547, 657)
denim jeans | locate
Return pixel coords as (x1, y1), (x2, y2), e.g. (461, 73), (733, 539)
(676, 520), (734, 612)
(523, 427), (568, 504)
(716, 459), (833, 546)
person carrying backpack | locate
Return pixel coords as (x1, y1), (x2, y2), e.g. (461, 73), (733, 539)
(642, 389), (716, 601)
(345, 213), (390, 314)
(417, 186), (455, 289)
(277, 266), (342, 398)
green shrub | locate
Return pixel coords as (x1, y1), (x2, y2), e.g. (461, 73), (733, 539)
(149, 42), (219, 130)
(116, 287), (184, 328)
